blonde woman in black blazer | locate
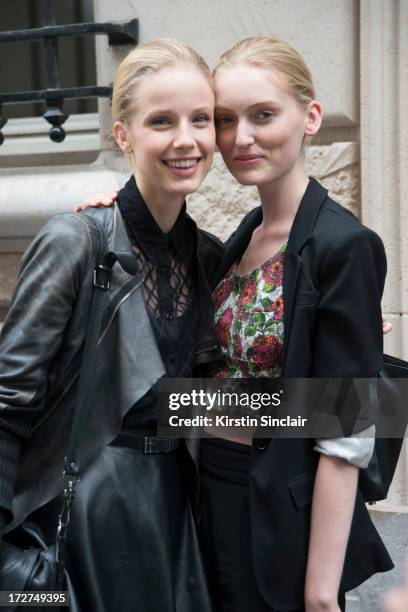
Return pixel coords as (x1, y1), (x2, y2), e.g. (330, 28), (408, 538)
(204, 177), (392, 612)
(197, 38), (393, 612)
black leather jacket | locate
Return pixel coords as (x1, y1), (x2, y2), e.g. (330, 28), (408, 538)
(0, 204), (223, 530)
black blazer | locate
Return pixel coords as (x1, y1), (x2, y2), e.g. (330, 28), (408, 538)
(210, 178), (393, 610)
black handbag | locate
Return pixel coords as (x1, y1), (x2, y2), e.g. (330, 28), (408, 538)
(0, 522), (63, 591)
(359, 353), (408, 503)
(0, 222), (137, 605)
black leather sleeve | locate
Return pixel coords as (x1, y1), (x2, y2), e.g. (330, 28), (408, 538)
(0, 214), (93, 520)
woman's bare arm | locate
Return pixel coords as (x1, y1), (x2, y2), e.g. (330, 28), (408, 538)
(304, 454), (359, 612)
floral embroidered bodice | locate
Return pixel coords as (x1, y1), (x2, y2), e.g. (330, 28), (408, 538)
(212, 244), (286, 378)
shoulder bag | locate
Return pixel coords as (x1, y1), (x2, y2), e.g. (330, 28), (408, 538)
(0, 218), (136, 607)
(359, 353), (408, 503)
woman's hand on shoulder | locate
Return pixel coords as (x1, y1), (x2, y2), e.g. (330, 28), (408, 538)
(74, 190), (118, 213)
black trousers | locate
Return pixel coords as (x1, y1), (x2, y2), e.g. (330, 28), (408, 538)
(199, 437), (346, 612)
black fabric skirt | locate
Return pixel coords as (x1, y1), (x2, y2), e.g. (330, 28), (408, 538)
(33, 440), (213, 612)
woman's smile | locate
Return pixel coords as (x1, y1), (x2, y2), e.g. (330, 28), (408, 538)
(233, 154), (265, 166)
(162, 156), (203, 176)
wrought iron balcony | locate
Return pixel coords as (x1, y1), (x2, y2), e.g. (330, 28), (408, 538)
(0, 0), (138, 145)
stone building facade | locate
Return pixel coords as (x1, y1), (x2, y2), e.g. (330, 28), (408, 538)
(0, 1), (407, 610)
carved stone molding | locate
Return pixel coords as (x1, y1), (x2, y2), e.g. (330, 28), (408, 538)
(360, 0), (408, 320)
(360, 0), (408, 512)
(0, 151), (127, 251)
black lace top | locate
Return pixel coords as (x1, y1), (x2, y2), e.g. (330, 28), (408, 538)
(117, 176), (199, 434)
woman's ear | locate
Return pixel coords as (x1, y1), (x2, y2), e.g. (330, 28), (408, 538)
(305, 101), (323, 136)
(113, 121), (133, 154)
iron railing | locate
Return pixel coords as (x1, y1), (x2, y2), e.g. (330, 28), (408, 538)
(0, 0), (138, 144)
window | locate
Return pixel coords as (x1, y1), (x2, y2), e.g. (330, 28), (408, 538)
(0, 0), (97, 119)
(0, 0), (98, 166)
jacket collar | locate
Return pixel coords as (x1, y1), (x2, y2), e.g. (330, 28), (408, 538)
(116, 175), (195, 268)
(286, 177), (328, 255)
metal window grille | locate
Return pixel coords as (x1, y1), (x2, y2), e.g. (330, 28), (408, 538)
(0, 0), (138, 144)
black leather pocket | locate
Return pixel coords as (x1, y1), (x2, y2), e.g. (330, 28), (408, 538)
(294, 291), (319, 308)
(288, 467), (316, 509)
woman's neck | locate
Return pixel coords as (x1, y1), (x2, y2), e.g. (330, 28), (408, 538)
(257, 165), (309, 232)
(134, 173), (185, 233)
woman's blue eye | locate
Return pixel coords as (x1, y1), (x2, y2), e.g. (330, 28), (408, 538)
(194, 113), (211, 123)
(256, 111), (274, 120)
(151, 117), (171, 126)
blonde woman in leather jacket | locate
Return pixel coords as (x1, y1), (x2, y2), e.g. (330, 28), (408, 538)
(0, 39), (223, 612)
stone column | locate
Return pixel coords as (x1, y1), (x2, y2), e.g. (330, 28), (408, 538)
(360, 0), (408, 505)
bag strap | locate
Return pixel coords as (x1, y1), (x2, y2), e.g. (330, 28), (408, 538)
(54, 217), (138, 581)
(64, 221), (139, 478)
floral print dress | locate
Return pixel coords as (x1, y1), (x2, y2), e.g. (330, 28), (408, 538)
(212, 244), (286, 378)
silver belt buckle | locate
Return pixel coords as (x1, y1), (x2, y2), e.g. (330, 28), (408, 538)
(143, 436), (171, 454)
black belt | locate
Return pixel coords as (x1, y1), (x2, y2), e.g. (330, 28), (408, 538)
(110, 433), (181, 454)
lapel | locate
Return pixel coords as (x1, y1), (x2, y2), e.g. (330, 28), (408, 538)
(99, 203), (165, 385)
(282, 178), (328, 373)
